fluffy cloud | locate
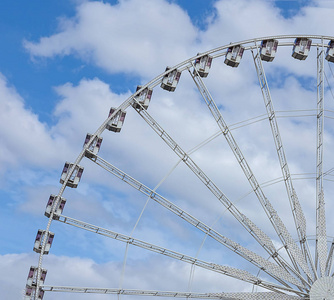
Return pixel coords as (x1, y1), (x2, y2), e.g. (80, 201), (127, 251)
(23, 0), (334, 81)
(4, 0), (334, 299)
(52, 77), (129, 147)
(24, 0), (198, 78)
(3, 251), (251, 300)
(0, 253), (38, 299)
(0, 74), (128, 188)
(0, 74), (61, 173)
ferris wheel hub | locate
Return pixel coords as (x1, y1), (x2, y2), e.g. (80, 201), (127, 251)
(310, 276), (334, 300)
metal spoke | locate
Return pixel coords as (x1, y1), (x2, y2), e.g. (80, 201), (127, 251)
(188, 63), (312, 282)
(41, 286), (302, 299)
(326, 239), (334, 276)
(56, 214), (302, 294)
(26, 35), (334, 300)
(251, 46), (314, 281)
(128, 99), (306, 278)
(87, 153), (307, 289)
(316, 44), (328, 277)
(33, 102), (134, 298)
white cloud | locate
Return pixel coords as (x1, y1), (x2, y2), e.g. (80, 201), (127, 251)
(0, 74), (61, 174)
(4, 0), (334, 298)
(52, 77), (129, 147)
(2, 252), (250, 300)
(200, 0), (287, 46)
(24, 0), (198, 79)
(0, 73), (129, 190)
(0, 253), (38, 300)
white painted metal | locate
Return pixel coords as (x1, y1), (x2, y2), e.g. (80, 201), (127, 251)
(326, 239), (334, 276)
(26, 266), (47, 287)
(190, 59), (312, 282)
(309, 277), (334, 299)
(194, 54), (213, 77)
(133, 85), (153, 110)
(29, 35), (334, 299)
(57, 214), (302, 294)
(224, 45), (244, 67)
(130, 105), (312, 288)
(59, 162), (84, 188)
(251, 45), (314, 281)
(34, 102), (133, 298)
(88, 153), (305, 289)
(292, 38), (312, 60)
(83, 133), (102, 158)
(316, 44), (328, 278)
(25, 285), (44, 300)
(44, 195), (66, 220)
(41, 286), (301, 299)
(33, 230), (54, 255)
(161, 67), (181, 91)
(106, 107), (126, 132)
(260, 39), (278, 62)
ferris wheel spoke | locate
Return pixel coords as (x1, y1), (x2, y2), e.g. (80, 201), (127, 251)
(326, 239), (334, 276)
(41, 286), (302, 299)
(27, 36), (334, 300)
(251, 47), (314, 281)
(87, 153), (307, 289)
(128, 101), (300, 271)
(56, 214), (302, 294)
(32, 103), (137, 299)
(188, 64), (312, 282)
(316, 45), (328, 277)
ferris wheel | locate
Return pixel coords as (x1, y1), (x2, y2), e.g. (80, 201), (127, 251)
(25, 35), (334, 300)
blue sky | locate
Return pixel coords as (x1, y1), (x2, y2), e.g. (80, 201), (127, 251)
(0, 0), (311, 118)
(1, 0), (334, 299)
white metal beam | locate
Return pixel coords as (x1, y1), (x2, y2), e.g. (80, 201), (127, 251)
(189, 63), (312, 282)
(56, 214), (302, 294)
(316, 44), (328, 277)
(88, 153), (306, 289)
(251, 47), (314, 281)
(41, 286), (302, 299)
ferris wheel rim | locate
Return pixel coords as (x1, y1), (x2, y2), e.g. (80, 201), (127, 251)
(28, 34), (334, 299)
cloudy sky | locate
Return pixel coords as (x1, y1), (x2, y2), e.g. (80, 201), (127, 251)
(2, 0), (334, 299)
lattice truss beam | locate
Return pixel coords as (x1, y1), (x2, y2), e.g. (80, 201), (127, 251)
(127, 103), (313, 287)
(315, 44), (328, 278)
(251, 47), (313, 277)
(188, 61), (313, 283)
(41, 286), (300, 299)
(29, 36), (334, 300)
(55, 213), (299, 294)
(83, 151), (307, 295)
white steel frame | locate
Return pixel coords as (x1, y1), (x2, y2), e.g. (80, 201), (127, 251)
(29, 35), (334, 300)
